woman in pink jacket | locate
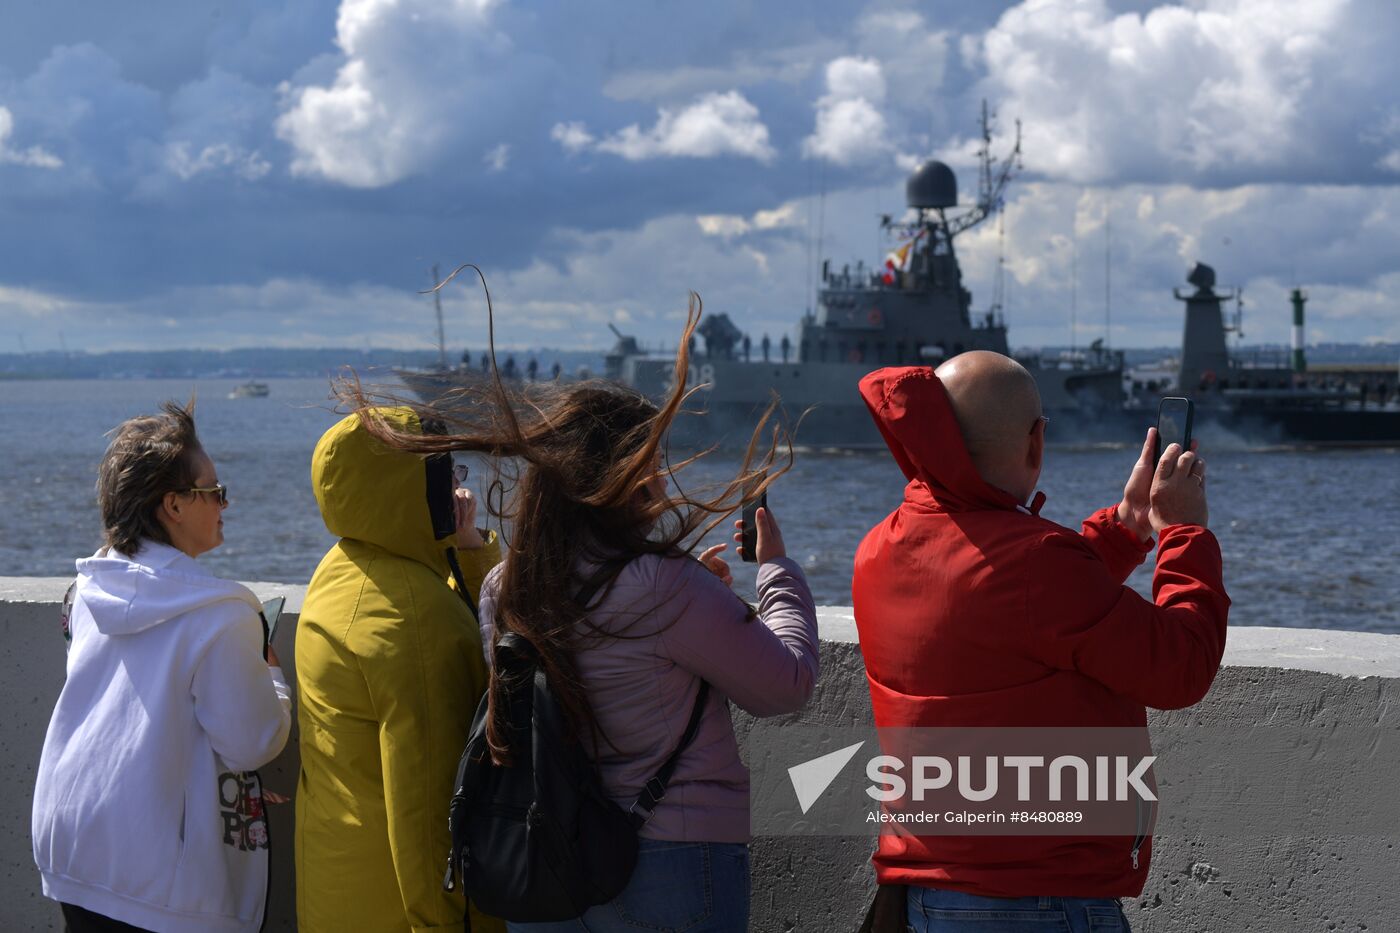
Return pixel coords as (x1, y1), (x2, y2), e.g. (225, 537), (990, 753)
(347, 305), (820, 932)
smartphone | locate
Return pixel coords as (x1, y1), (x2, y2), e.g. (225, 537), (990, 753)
(260, 596), (286, 656)
(1155, 397), (1194, 463)
(740, 491), (767, 563)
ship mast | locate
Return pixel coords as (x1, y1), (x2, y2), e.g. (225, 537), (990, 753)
(431, 263), (447, 371)
(944, 101), (1022, 238)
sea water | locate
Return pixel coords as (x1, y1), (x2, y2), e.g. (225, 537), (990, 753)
(1, 377), (1395, 632)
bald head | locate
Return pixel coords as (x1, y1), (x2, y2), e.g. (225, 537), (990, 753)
(935, 351), (1044, 500)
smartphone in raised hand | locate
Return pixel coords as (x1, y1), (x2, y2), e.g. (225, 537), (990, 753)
(1155, 397), (1194, 464)
(740, 491), (768, 563)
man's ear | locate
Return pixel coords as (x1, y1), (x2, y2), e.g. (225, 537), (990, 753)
(1027, 423), (1045, 471)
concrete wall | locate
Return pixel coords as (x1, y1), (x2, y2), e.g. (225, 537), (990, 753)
(4, 578), (1397, 932)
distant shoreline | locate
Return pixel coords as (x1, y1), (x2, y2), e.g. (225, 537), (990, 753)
(0, 347), (608, 382)
(2, 343), (1393, 382)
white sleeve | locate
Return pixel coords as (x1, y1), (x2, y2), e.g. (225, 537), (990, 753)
(191, 609), (293, 772)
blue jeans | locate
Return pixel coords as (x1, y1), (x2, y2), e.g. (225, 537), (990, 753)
(506, 840), (750, 933)
(907, 887), (1132, 932)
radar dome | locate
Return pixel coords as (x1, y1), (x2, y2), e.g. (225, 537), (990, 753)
(1187, 262), (1216, 291)
(906, 160), (958, 209)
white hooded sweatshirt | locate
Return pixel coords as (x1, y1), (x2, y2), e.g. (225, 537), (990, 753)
(32, 541), (292, 933)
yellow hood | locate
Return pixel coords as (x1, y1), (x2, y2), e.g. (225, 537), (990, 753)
(311, 407), (454, 575)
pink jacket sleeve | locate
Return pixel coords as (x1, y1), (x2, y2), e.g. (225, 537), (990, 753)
(654, 555), (820, 717)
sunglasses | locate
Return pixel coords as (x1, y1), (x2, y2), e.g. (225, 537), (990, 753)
(187, 483), (228, 506)
(452, 463), (469, 485)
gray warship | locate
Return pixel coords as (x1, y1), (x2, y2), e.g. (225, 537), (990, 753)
(603, 117), (1124, 449)
(1127, 262), (1400, 445)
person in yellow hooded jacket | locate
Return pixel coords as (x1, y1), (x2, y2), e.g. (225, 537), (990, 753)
(295, 407), (503, 933)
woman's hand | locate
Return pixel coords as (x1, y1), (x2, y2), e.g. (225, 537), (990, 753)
(454, 487), (487, 550)
(733, 506), (786, 563)
(698, 543), (733, 588)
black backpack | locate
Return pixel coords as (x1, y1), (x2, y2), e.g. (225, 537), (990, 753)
(443, 631), (709, 924)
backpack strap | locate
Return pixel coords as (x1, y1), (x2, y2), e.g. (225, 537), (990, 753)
(495, 578), (710, 829)
(444, 547), (481, 623)
(628, 679), (710, 827)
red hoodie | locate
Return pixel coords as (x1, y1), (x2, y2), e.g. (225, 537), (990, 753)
(851, 367), (1230, 898)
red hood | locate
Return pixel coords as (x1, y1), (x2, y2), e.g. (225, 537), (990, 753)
(858, 366), (1043, 515)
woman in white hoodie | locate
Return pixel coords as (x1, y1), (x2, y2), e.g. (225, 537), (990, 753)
(32, 400), (292, 933)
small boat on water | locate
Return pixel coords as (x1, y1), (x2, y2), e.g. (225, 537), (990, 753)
(229, 381), (270, 399)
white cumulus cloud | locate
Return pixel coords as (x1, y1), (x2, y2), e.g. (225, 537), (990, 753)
(966, 0), (1355, 184)
(484, 143), (510, 172)
(803, 56), (890, 166)
(550, 121), (594, 154)
(165, 142), (271, 181)
(275, 0), (509, 188)
(696, 200), (803, 237)
(0, 106), (62, 169)
(571, 91), (776, 163)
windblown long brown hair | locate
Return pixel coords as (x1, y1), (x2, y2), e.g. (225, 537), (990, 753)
(337, 267), (792, 764)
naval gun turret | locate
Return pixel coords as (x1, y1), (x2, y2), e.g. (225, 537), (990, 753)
(604, 323), (641, 381)
(697, 313), (743, 360)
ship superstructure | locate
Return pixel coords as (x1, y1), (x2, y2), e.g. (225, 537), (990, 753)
(1132, 263), (1400, 444)
(607, 108), (1125, 448)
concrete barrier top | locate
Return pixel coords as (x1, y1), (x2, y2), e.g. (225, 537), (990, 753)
(5, 576), (1398, 680)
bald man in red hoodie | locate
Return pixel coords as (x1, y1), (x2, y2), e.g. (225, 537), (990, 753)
(852, 353), (1229, 932)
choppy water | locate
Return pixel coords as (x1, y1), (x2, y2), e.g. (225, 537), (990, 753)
(1, 378), (1396, 632)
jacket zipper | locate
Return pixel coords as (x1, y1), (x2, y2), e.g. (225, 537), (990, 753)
(1130, 795), (1152, 869)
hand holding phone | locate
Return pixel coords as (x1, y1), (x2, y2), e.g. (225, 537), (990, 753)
(739, 492), (766, 563)
(1150, 397), (1209, 531)
(735, 492), (787, 564)
(1150, 444), (1210, 531)
(1154, 397), (1194, 464)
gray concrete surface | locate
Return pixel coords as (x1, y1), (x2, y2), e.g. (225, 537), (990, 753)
(4, 577), (1398, 932)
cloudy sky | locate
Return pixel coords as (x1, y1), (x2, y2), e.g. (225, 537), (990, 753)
(2, 0), (1398, 354)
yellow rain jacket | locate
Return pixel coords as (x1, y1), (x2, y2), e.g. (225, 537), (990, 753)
(296, 408), (503, 933)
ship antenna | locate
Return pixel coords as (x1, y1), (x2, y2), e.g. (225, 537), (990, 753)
(816, 162), (828, 290)
(946, 100), (1021, 238)
(431, 262), (447, 370)
(1070, 216), (1078, 357)
(805, 159), (814, 316)
(1104, 202), (1111, 353)
(979, 100), (992, 212)
(990, 205), (1006, 323)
